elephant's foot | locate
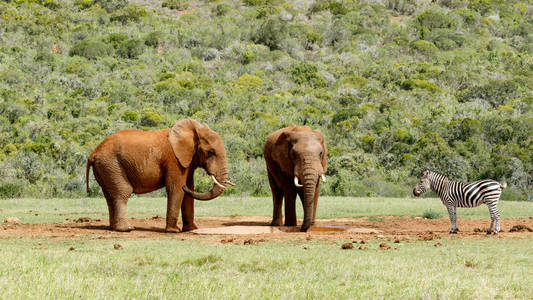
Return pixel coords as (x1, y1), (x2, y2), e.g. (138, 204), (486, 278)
(182, 223), (198, 232)
(165, 226), (181, 233)
(111, 218), (134, 232)
(270, 218), (283, 226)
(284, 220), (297, 227)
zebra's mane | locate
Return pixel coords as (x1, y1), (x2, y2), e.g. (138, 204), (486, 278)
(425, 169), (450, 181)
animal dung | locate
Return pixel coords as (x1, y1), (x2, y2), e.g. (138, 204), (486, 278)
(341, 242), (354, 249)
(113, 243), (123, 250)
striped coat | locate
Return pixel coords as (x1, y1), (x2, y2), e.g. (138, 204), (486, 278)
(413, 170), (506, 234)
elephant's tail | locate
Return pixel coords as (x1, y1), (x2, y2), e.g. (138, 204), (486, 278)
(86, 155), (95, 194)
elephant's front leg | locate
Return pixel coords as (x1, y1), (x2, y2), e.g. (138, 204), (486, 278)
(284, 190), (297, 227)
(181, 174), (198, 232)
(165, 184), (184, 233)
(312, 181), (320, 225)
(268, 172), (283, 226)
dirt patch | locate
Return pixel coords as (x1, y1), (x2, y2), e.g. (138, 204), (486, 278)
(1, 216), (533, 241)
(509, 225), (533, 232)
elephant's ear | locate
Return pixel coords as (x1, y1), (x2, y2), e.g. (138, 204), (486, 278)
(314, 129), (328, 172)
(168, 119), (201, 169)
(272, 132), (294, 175)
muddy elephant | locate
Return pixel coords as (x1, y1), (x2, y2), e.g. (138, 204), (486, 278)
(264, 125), (327, 232)
(86, 119), (234, 232)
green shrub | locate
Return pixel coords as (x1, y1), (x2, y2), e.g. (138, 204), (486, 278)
(361, 135), (376, 152)
(290, 62), (327, 88)
(252, 17), (288, 50)
(144, 31), (163, 48)
(400, 79), (440, 92)
(214, 4), (231, 16)
(458, 79), (521, 107)
(110, 5), (147, 24)
(140, 108), (165, 127)
(162, 0), (189, 10)
(425, 29), (465, 50)
(310, 0), (348, 15)
(416, 10), (457, 30)
(422, 209), (442, 219)
(122, 110), (139, 122)
(117, 39), (145, 59)
(232, 74), (264, 91)
(69, 39), (113, 59)
(106, 33), (129, 48)
(410, 40), (439, 54)
(0, 182), (25, 198)
(94, 0), (127, 12)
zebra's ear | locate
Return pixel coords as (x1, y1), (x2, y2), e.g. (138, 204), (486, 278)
(421, 169), (429, 177)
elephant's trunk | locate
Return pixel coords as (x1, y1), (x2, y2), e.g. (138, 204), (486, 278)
(300, 172), (318, 232)
(183, 167), (229, 201)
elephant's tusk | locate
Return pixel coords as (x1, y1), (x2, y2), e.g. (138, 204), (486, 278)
(211, 175), (226, 189)
(294, 176), (303, 187)
(224, 180), (236, 186)
(321, 174), (326, 183)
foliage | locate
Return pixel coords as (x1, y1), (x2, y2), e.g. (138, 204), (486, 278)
(0, 0), (531, 199)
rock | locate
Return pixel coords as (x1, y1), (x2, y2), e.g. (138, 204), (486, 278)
(434, 242), (442, 247)
(509, 225), (533, 232)
(358, 246), (367, 250)
(68, 247), (75, 251)
(341, 242), (354, 249)
(113, 243), (122, 250)
(4, 217), (20, 224)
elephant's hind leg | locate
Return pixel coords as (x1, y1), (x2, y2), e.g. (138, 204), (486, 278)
(103, 189), (134, 232)
(93, 161), (134, 232)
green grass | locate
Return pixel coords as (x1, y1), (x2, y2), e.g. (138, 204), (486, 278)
(2, 197), (533, 298)
(1, 236), (533, 298)
(1, 196), (533, 223)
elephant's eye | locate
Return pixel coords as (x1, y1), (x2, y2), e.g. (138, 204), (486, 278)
(207, 150), (215, 157)
(319, 151), (323, 158)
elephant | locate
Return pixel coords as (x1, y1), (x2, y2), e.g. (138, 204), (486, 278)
(85, 119), (234, 232)
(264, 125), (327, 232)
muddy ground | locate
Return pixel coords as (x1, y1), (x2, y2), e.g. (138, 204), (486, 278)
(2, 216), (533, 242)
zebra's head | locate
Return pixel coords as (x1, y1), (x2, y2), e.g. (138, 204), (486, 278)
(413, 170), (431, 197)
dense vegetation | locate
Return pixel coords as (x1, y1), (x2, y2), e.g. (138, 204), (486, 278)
(0, 0), (531, 199)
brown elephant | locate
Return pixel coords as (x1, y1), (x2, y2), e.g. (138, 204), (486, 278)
(264, 125), (327, 232)
(85, 119), (234, 232)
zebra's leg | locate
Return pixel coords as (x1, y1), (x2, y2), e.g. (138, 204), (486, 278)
(447, 205), (458, 234)
(487, 202), (501, 235)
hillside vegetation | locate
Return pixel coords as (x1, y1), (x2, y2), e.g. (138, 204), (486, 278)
(0, 0), (532, 199)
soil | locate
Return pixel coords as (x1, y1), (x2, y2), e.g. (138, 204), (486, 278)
(1, 216), (533, 242)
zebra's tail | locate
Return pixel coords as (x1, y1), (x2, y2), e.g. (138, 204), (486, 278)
(499, 181), (507, 190)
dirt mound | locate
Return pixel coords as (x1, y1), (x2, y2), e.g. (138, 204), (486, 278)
(509, 225), (533, 232)
(1, 216), (533, 241)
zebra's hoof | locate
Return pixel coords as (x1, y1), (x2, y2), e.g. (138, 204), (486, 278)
(493, 232), (499, 236)
(449, 231), (457, 234)
(486, 231), (492, 235)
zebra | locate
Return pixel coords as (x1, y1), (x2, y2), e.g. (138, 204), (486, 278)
(413, 169), (507, 235)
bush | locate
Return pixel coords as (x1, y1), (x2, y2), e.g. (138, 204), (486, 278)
(140, 108), (165, 127)
(117, 39), (145, 59)
(458, 79), (521, 107)
(290, 62), (327, 88)
(416, 10), (457, 31)
(410, 40), (439, 54)
(252, 17), (288, 50)
(422, 209), (442, 219)
(69, 39), (113, 59)
(110, 5), (147, 24)
(144, 31), (162, 48)
(162, 0), (189, 10)
(0, 182), (25, 198)
(122, 110), (139, 122)
(400, 79), (440, 92)
(214, 4), (231, 16)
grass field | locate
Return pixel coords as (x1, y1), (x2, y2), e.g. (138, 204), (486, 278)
(3, 195), (533, 223)
(1, 197), (533, 299)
